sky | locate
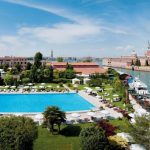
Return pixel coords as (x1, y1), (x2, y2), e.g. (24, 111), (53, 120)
(0, 0), (150, 57)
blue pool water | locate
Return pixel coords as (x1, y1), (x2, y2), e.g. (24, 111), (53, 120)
(0, 93), (94, 112)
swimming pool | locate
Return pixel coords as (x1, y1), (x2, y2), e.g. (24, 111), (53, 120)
(0, 93), (94, 113)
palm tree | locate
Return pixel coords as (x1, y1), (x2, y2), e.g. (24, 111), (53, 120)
(43, 106), (66, 133)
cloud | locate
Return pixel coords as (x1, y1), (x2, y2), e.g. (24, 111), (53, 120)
(0, 0), (132, 57)
(3, 0), (90, 24)
(115, 45), (135, 51)
(18, 22), (101, 44)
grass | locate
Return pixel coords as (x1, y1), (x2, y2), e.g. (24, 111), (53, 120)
(97, 84), (133, 111)
(109, 118), (130, 133)
(34, 123), (94, 150)
(33, 120), (129, 150)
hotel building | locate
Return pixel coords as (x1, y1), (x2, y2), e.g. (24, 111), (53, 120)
(0, 56), (27, 69)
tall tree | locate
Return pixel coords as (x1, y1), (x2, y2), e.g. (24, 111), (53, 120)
(43, 66), (53, 82)
(66, 63), (73, 70)
(3, 64), (9, 72)
(83, 57), (92, 62)
(4, 74), (14, 85)
(34, 52), (43, 68)
(128, 115), (150, 150)
(26, 62), (32, 70)
(15, 62), (22, 72)
(145, 59), (149, 66)
(131, 60), (134, 66)
(57, 57), (63, 62)
(43, 106), (66, 133)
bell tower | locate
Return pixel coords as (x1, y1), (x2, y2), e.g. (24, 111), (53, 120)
(148, 41), (150, 50)
(51, 50), (53, 58)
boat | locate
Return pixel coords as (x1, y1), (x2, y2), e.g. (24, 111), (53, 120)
(128, 77), (149, 95)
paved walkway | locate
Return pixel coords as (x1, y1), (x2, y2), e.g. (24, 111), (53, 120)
(129, 94), (149, 114)
(78, 91), (123, 118)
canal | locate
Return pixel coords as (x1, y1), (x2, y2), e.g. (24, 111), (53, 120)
(115, 68), (150, 91)
(97, 60), (150, 91)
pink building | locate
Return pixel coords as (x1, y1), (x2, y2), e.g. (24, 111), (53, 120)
(0, 56), (27, 69)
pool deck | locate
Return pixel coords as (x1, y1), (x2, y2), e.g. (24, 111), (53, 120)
(78, 91), (123, 118)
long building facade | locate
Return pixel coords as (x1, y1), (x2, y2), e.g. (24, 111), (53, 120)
(0, 56), (28, 69)
(103, 43), (150, 68)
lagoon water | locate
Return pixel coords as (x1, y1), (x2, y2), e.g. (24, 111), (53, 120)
(115, 68), (150, 91)
(97, 60), (150, 91)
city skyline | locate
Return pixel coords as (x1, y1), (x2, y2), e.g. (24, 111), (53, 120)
(0, 0), (150, 57)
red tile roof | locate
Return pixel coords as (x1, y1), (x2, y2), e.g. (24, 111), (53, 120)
(46, 62), (107, 75)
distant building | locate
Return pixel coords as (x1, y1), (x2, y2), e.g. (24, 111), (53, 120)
(145, 41), (150, 57)
(103, 44), (150, 67)
(46, 62), (107, 75)
(103, 50), (137, 67)
(0, 56), (27, 69)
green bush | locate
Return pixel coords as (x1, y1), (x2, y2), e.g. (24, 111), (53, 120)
(53, 78), (71, 83)
(0, 116), (38, 150)
(80, 126), (109, 150)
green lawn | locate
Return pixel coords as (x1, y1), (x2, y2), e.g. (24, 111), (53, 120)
(109, 118), (130, 133)
(34, 123), (94, 150)
(33, 119), (130, 150)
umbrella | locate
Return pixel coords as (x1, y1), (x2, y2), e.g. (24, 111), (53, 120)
(5, 86), (9, 88)
(41, 83), (45, 85)
(28, 83), (33, 86)
(47, 85), (52, 88)
(23, 86), (29, 89)
(130, 144), (146, 150)
(95, 113), (105, 118)
(71, 113), (80, 118)
(128, 113), (135, 118)
(117, 132), (134, 143)
(11, 86), (16, 89)
(73, 84), (78, 88)
(35, 114), (43, 120)
(96, 95), (101, 99)
(130, 118), (136, 124)
(32, 86), (38, 89)
(87, 112), (96, 116)
(101, 110), (109, 115)
(113, 94), (119, 97)
(84, 87), (89, 90)
(39, 86), (44, 89)
(14, 113), (23, 116)
(135, 109), (147, 116)
(87, 88), (93, 93)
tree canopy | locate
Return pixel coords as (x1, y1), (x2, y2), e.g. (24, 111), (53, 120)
(0, 116), (38, 150)
(34, 52), (43, 67)
(79, 126), (109, 150)
(4, 74), (14, 85)
(43, 106), (66, 133)
(57, 57), (64, 62)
